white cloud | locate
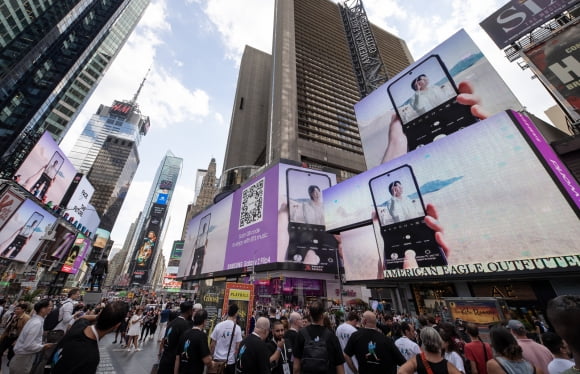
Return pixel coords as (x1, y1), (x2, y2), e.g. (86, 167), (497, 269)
(214, 112), (225, 125)
(202, 0), (274, 63)
(174, 59), (184, 67)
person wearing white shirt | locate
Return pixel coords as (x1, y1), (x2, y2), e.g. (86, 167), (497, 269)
(210, 304), (243, 374)
(542, 332), (575, 374)
(395, 322), (421, 361)
(9, 299), (55, 374)
(51, 288), (80, 340)
(336, 311), (359, 374)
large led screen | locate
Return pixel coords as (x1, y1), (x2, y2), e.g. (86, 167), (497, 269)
(61, 234), (91, 274)
(48, 224), (76, 260)
(131, 203), (167, 284)
(523, 20), (580, 122)
(0, 187), (24, 231)
(62, 175), (99, 236)
(180, 193), (233, 277)
(178, 163), (338, 279)
(14, 132), (76, 206)
(326, 111), (580, 281)
(0, 199), (57, 263)
(354, 30), (523, 174)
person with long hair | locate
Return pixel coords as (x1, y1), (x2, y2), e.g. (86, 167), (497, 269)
(438, 322), (466, 374)
(486, 325), (541, 374)
(398, 326), (463, 374)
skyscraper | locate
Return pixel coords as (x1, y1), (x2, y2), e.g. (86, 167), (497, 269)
(181, 158), (218, 240)
(126, 151), (182, 286)
(0, 0), (150, 176)
(223, 0), (413, 180)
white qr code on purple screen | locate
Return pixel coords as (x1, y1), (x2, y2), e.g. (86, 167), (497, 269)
(239, 178), (265, 229)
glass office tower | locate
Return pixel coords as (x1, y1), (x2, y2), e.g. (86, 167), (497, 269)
(0, 0), (150, 176)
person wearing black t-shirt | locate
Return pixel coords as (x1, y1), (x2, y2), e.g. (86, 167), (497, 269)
(158, 301), (194, 374)
(267, 320), (292, 374)
(52, 301), (129, 374)
(283, 311), (302, 373)
(293, 300), (345, 374)
(175, 309), (212, 374)
(344, 311), (406, 374)
(236, 317), (271, 374)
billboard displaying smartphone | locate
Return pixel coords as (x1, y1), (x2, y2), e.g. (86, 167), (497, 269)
(369, 165), (447, 270)
(355, 29), (523, 170)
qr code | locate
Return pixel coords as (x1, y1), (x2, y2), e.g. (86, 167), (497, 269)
(239, 178), (265, 229)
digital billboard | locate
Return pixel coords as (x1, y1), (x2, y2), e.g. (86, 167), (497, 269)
(0, 199), (57, 263)
(14, 132), (77, 207)
(480, 0), (577, 49)
(62, 174), (99, 236)
(523, 20), (580, 122)
(168, 240), (184, 268)
(61, 233), (91, 274)
(48, 224), (76, 260)
(131, 203), (167, 284)
(93, 228), (111, 249)
(0, 187), (24, 231)
(355, 30), (523, 171)
(178, 163), (338, 279)
(325, 111), (580, 281)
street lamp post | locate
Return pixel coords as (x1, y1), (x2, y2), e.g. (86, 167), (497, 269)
(335, 248), (344, 306)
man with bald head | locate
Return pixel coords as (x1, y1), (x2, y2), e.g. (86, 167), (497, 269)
(236, 317), (271, 374)
(284, 312), (303, 373)
(343, 311), (405, 374)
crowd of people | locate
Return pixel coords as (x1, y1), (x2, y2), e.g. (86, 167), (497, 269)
(0, 293), (577, 374)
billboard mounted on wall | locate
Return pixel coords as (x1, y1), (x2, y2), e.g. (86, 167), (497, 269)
(354, 30), (523, 173)
(14, 132), (76, 207)
(0, 199), (56, 263)
(325, 111), (580, 282)
(523, 20), (580, 122)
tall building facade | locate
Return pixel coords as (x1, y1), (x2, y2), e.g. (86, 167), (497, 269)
(126, 151), (182, 287)
(87, 134), (140, 231)
(223, 0), (413, 179)
(181, 158), (218, 239)
(0, 0), (150, 176)
(66, 95), (149, 233)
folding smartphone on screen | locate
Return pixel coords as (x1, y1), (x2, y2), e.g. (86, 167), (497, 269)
(369, 165), (447, 270)
(286, 169), (337, 267)
(387, 54), (477, 151)
(190, 213), (211, 276)
(46, 152), (64, 178)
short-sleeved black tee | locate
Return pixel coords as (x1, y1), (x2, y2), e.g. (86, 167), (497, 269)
(237, 333), (271, 374)
(177, 328), (211, 374)
(343, 328), (406, 374)
(51, 319), (100, 374)
(160, 316), (194, 368)
(284, 328), (298, 361)
(267, 338), (293, 374)
(293, 324), (345, 374)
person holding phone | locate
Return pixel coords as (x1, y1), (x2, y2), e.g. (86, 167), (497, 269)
(0, 214), (43, 259)
(302, 185), (324, 225)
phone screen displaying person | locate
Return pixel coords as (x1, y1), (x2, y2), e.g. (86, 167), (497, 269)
(21, 212), (44, 237)
(191, 213), (211, 276)
(46, 152), (64, 179)
(369, 165), (447, 270)
(387, 54), (477, 150)
(286, 169), (337, 269)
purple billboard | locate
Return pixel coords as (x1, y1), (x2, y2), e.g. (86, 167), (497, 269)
(178, 163), (338, 279)
(324, 111), (580, 281)
(61, 233), (91, 274)
(0, 199), (57, 263)
(14, 132), (76, 207)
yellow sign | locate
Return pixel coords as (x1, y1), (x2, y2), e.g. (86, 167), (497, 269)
(228, 289), (251, 301)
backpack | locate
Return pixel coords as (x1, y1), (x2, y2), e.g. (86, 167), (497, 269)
(300, 327), (330, 374)
(43, 300), (69, 331)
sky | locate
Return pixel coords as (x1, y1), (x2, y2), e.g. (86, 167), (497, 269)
(60, 0), (559, 263)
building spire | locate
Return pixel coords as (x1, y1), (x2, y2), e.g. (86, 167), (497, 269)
(131, 67), (150, 105)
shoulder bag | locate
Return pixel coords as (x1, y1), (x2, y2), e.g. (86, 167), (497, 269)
(208, 321), (236, 374)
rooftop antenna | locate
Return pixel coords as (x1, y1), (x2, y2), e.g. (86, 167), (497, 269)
(130, 67), (151, 106)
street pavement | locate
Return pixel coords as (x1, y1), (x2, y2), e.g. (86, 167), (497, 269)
(97, 332), (161, 374)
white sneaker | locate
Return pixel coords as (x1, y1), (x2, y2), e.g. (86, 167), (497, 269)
(136, 348), (142, 351)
